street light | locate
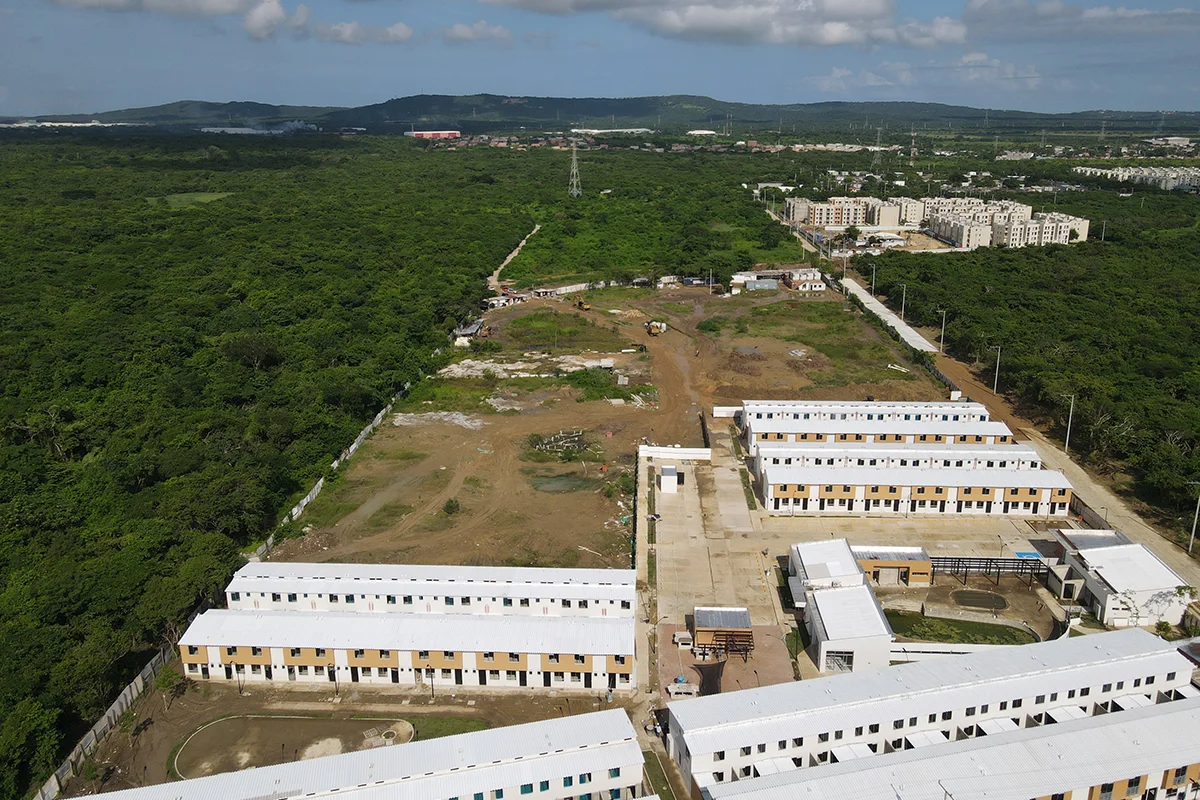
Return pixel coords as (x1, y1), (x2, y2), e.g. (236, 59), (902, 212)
(871, 262), (877, 294)
(990, 345), (1002, 395)
(1187, 482), (1200, 555)
(1061, 394), (1075, 455)
(899, 283), (908, 321)
(936, 308), (947, 355)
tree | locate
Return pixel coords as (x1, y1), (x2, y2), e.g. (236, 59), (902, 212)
(154, 668), (183, 711)
(443, 498), (461, 515)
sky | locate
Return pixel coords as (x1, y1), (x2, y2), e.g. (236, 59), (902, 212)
(1, 0), (1198, 116)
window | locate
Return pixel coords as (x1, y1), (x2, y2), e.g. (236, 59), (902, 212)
(714, 751), (725, 762)
(345, 594), (354, 604)
(1167, 672), (1177, 681)
(271, 593), (281, 602)
(621, 600), (631, 610)
(443, 651), (455, 659)
(298, 666), (308, 675)
(315, 648), (326, 657)
(379, 650), (390, 659)
(521, 785), (533, 795)
(441, 669), (452, 678)
(548, 654), (560, 664)
(251, 664), (261, 674)
(403, 595), (413, 605)
(608, 767), (621, 779)
(792, 738), (803, 747)
(445, 597), (454, 606)
(353, 649), (364, 658)
(187, 663), (198, 673)
(1013, 699), (1023, 708)
(1103, 683), (1112, 693)
(1050, 693), (1058, 701)
(226, 646), (238, 656)
(868, 724), (879, 734)
(1134, 679), (1142, 687)
(1116, 682), (1124, 690)
(579, 600), (589, 609)
(417, 650), (429, 660)
(510, 653), (521, 662)
(965, 707), (976, 717)
(1146, 676), (1156, 685)
(289, 647), (301, 657)
(506, 670), (517, 680)
(540, 781), (550, 792)
(980, 704), (989, 713)
(778, 740), (787, 750)
(494, 793), (504, 800)
(942, 711), (952, 721)
(330, 594), (339, 603)
(483, 652), (495, 662)
(1173, 767), (1188, 786)
(907, 718), (916, 728)
(574, 655), (586, 664)
(928, 714), (937, 724)
(1000, 701), (1008, 711)
(1068, 690), (1076, 699)
(187, 645), (199, 656)
(462, 597), (471, 606)
(1035, 694), (1046, 704)
(562, 599), (572, 608)
(892, 720), (903, 730)
(819, 732), (831, 742)
(1099, 783), (1115, 800)
(759, 742), (768, 752)
(579, 773), (591, 784)
(314, 666), (325, 675)
(1080, 688), (1090, 697)
(614, 655), (627, 665)
(1127, 777), (1142, 796)
(230, 592), (240, 602)
(503, 598), (513, 607)
(287, 593), (297, 602)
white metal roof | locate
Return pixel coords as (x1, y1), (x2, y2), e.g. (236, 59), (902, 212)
(754, 441), (1039, 460)
(746, 417), (1015, 437)
(228, 576), (634, 603)
(96, 709), (639, 800)
(809, 585), (893, 641)
(850, 545), (932, 562)
(762, 465), (1073, 490)
(742, 400), (988, 412)
(1052, 528), (1132, 551)
(1076, 544), (1185, 593)
(707, 697), (1200, 800)
(789, 539), (864, 584)
(234, 561), (636, 587)
(667, 629), (1189, 756)
(181, 610), (635, 655)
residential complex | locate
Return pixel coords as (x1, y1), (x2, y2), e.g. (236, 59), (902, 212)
(704, 698), (1200, 800)
(741, 399), (992, 423)
(179, 609), (637, 691)
(783, 194), (1088, 249)
(225, 562), (637, 617)
(1049, 528), (1191, 628)
(743, 418), (1017, 453)
(1075, 164), (1200, 190)
(666, 628), (1196, 798)
(751, 442), (1044, 477)
(97, 709), (650, 800)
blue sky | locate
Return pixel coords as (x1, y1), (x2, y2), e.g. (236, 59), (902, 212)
(1, 0), (1198, 115)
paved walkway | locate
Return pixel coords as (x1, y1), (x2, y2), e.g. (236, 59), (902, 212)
(842, 277), (938, 353)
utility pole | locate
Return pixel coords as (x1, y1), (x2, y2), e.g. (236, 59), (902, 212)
(1062, 394), (1075, 455)
(871, 262), (877, 295)
(899, 283), (907, 321)
(1188, 482), (1200, 555)
(990, 345), (1002, 395)
(936, 308), (947, 354)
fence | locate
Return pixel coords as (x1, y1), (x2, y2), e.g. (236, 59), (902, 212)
(1069, 494), (1110, 530)
(35, 602), (208, 800)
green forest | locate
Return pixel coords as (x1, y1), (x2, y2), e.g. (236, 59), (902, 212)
(867, 190), (1200, 530)
(0, 134), (804, 797)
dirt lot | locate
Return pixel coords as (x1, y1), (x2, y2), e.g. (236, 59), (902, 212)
(655, 625), (795, 699)
(272, 290), (941, 570)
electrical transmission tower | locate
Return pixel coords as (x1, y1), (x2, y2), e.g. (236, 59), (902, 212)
(871, 127), (883, 168)
(909, 125), (917, 167)
(567, 140), (582, 198)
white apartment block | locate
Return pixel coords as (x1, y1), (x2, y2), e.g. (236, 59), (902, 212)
(225, 562), (636, 618)
(741, 400), (992, 424)
(1075, 165), (1200, 191)
(759, 464), (1073, 516)
(666, 628), (1196, 798)
(180, 609), (636, 692)
(1050, 529), (1192, 628)
(993, 213), (1089, 247)
(705, 698), (1200, 800)
(751, 441), (1043, 478)
(97, 709), (649, 800)
(743, 417), (1018, 456)
(929, 214), (994, 249)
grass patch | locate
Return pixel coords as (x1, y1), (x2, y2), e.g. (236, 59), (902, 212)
(744, 300), (926, 388)
(647, 471), (657, 545)
(368, 448), (427, 463)
(886, 610), (1037, 645)
(361, 502), (414, 533)
(148, 192), (233, 208)
(524, 469), (601, 493)
(647, 549), (657, 586)
(787, 626), (809, 655)
(395, 376), (555, 413)
(580, 286), (656, 303)
(410, 716), (489, 741)
(298, 476), (363, 528)
(463, 475), (488, 489)
(642, 750), (678, 800)
(658, 302), (694, 315)
(499, 309), (631, 352)
(739, 469), (758, 510)
(728, 426), (744, 459)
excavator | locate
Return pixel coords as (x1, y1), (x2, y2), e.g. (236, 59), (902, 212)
(574, 297), (592, 311)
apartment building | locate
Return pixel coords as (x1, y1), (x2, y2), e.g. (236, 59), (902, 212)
(741, 400), (991, 424)
(1049, 529), (1191, 628)
(744, 417), (1018, 455)
(929, 214), (993, 249)
(993, 213), (1089, 247)
(751, 441), (1043, 478)
(97, 709), (649, 800)
(666, 628), (1196, 798)
(888, 197), (926, 224)
(704, 698), (1200, 800)
(759, 464), (1072, 516)
(224, 562), (637, 618)
(179, 609), (636, 692)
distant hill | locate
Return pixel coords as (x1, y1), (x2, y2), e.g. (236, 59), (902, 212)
(10, 94), (1200, 135)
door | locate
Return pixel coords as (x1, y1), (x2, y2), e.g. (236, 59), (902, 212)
(224, 665), (232, 680)
(350, 667), (359, 683)
(264, 666), (272, 681)
(287, 666), (296, 682)
(985, 501), (993, 514)
(328, 668), (335, 682)
(454, 669), (463, 685)
(608, 673), (617, 690)
(519, 672), (527, 687)
(543, 671), (552, 688)
(1003, 502), (1010, 513)
(391, 669), (399, 684)
(479, 670), (488, 686)
(201, 665), (210, 680)
(584, 673), (592, 689)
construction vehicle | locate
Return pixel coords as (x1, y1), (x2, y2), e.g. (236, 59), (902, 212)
(645, 321), (667, 336)
(574, 297), (591, 311)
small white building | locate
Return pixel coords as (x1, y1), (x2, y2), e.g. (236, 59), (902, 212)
(787, 539), (867, 601)
(805, 584), (894, 673)
(1049, 529), (1192, 628)
(97, 709), (647, 800)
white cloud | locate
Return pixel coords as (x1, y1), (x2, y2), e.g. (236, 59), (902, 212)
(43, 0), (412, 44)
(443, 19), (514, 44)
(481, 0), (965, 47)
(806, 52), (1038, 93)
(964, 0), (1200, 39)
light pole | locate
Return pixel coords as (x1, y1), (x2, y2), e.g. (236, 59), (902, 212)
(1062, 394), (1075, 455)
(899, 283), (907, 321)
(990, 345), (1002, 395)
(871, 262), (877, 294)
(1187, 482), (1200, 555)
(936, 308), (947, 354)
